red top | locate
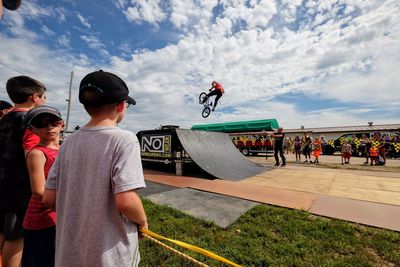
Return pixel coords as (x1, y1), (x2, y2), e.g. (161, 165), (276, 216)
(369, 147), (378, 157)
(23, 146), (57, 230)
(23, 129), (40, 150)
(313, 141), (322, 152)
(213, 82), (224, 94)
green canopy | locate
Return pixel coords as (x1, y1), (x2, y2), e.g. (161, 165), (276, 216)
(191, 119), (279, 132)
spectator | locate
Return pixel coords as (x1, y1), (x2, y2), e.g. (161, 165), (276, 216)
(320, 135), (327, 155)
(294, 135), (302, 162)
(303, 133), (312, 163)
(378, 139), (389, 165)
(369, 146), (378, 166)
(350, 134), (358, 155)
(21, 106), (63, 267)
(43, 70), (147, 267)
(342, 139), (352, 164)
(313, 137), (322, 164)
(360, 134), (371, 164)
(272, 127), (286, 167)
(284, 137), (291, 154)
(0, 76), (47, 267)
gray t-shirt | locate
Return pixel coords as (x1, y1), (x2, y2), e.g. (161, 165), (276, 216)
(46, 126), (146, 267)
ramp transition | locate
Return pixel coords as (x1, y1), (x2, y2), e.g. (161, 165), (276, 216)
(176, 129), (269, 181)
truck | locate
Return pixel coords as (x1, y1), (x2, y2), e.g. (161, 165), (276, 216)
(323, 132), (400, 158)
(229, 131), (273, 156)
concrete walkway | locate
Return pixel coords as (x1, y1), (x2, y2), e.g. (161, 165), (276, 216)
(245, 162), (400, 206)
(143, 155), (400, 231)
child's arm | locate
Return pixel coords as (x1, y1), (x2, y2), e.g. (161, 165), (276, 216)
(43, 189), (56, 210)
(26, 149), (46, 200)
(116, 190), (148, 238)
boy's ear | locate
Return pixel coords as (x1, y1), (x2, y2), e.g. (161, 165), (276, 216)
(115, 101), (125, 113)
(31, 93), (40, 103)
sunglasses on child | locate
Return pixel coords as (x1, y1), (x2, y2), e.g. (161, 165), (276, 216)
(31, 119), (63, 128)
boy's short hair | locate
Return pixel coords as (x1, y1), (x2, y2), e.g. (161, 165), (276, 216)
(83, 101), (119, 116)
(79, 70), (136, 107)
(6, 76), (46, 104)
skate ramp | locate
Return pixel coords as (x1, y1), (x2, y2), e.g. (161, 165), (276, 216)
(176, 129), (269, 181)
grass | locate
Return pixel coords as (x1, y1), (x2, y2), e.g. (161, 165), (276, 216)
(139, 199), (400, 266)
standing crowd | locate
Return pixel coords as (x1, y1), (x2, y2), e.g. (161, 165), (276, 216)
(271, 129), (398, 166)
(0, 71), (147, 267)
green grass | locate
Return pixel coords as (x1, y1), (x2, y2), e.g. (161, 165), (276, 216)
(139, 199), (400, 266)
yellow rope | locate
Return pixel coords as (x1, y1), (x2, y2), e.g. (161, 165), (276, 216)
(141, 228), (241, 267)
(144, 233), (209, 267)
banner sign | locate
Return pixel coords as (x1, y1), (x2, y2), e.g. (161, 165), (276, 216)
(141, 134), (173, 158)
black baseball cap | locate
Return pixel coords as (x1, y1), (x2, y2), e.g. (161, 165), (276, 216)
(79, 70), (136, 107)
(26, 105), (62, 126)
(0, 100), (12, 110)
(3, 0), (22, 10)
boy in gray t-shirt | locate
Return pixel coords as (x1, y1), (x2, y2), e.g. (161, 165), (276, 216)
(43, 70), (147, 267)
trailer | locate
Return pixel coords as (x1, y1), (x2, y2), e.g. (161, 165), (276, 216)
(136, 126), (268, 181)
(191, 119), (279, 156)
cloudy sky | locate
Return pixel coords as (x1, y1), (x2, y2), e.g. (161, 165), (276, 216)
(0, 0), (399, 133)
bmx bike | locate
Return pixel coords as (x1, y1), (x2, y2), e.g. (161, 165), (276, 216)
(198, 92), (213, 118)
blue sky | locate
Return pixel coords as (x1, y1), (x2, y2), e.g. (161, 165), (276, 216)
(0, 0), (399, 132)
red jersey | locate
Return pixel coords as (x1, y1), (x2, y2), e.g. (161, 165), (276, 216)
(213, 82), (224, 94)
(23, 146), (57, 230)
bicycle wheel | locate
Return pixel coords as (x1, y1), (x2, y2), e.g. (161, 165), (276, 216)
(202, 107), (211, 118)
(199, 92), (207, 103)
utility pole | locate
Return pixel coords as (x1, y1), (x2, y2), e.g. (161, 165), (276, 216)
(65, 71), (73, 132)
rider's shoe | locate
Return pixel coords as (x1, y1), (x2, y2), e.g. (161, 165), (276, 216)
(212, 108), (215, 112)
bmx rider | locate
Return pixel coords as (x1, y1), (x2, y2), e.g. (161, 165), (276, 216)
(201, 81), (224, 111)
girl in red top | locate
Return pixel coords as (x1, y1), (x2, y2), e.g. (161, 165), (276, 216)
(21, 106), (64, 267)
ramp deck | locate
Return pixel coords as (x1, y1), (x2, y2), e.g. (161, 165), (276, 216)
(176, 129), (270, 181)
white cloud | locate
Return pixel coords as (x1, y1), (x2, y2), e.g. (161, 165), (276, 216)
(1, 0), (399, 133)
(77, 13), (91, 29)
(169, 0), (217, 33)
(0, 34), (92, 131)
(80, 35), (110, 58)
(41, 25), (55, 36)
(123, 0), (166, 26)
(57, 33), (71, 47)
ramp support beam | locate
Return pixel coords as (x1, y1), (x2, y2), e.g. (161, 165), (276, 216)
(175, 151), (183, 176)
